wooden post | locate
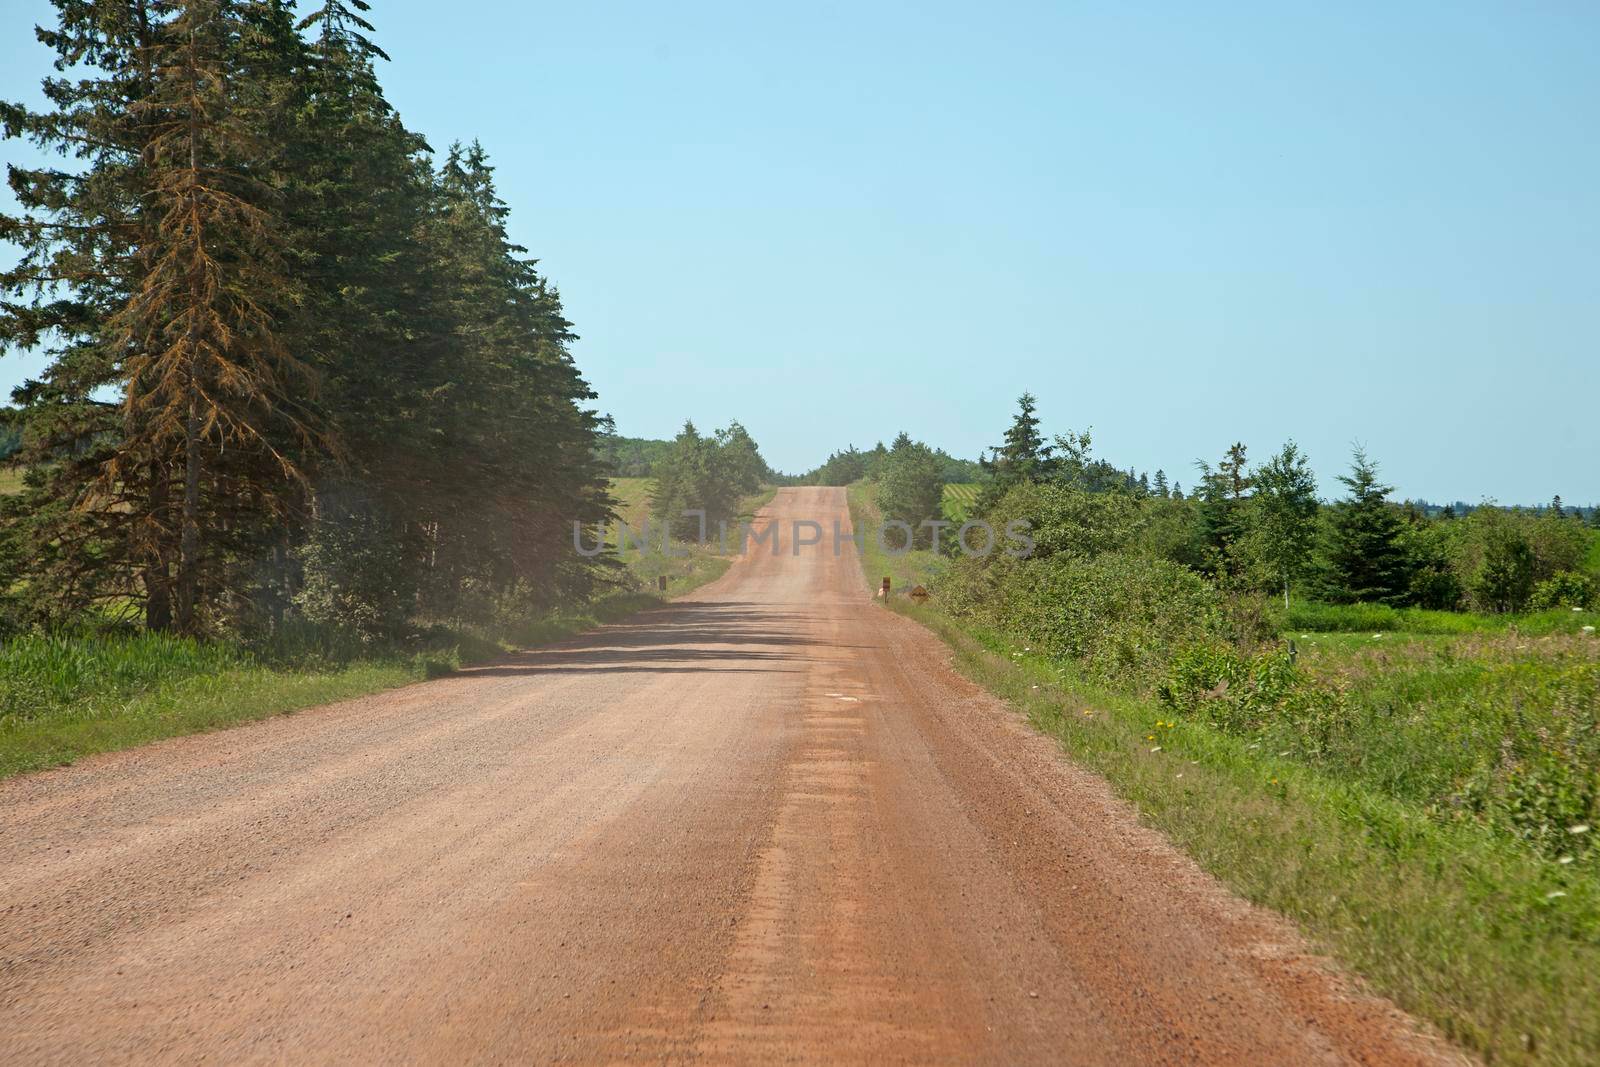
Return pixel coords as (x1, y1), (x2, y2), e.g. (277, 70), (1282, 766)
(878, 577), (891, 598)
(657, 575), (668, 593)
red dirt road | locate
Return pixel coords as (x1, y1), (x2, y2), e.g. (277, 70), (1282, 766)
(0, 488), (1463, 1064)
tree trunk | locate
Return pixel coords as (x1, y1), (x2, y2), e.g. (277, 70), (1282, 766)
(174, 68), (204, 635)
(144, 457), (174, 631)
(176, 393), (202, 632)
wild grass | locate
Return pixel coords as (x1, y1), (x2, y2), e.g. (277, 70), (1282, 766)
(0, 632), (422, 779)
(1287, 599), (1598, 636)
(1292, 630), (1600, 856)
(0, 466), (22, 495)
(607, 476), (653, 531)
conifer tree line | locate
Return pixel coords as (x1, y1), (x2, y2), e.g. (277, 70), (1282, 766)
(802, 439), (980, 488)
(834, 393), (1597, 615)
(965, 394), (1597, 613)
(1, 0), (612, 638)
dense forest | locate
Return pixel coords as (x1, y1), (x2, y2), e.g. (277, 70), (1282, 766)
(0, 0), (613, 641)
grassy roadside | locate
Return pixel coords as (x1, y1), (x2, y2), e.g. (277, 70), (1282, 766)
(0, 591), (662, 781)
(0, 479), (777, 782)
(847, 480), (1599, 1065)
(848, 481), (949, 594)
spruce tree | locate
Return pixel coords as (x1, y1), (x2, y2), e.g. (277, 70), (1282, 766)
(109, 0), (324, 633)
(1322, 446), (1412, 605)
(412, 142), (611, 615)
(279, 0), (448, 633)
(3, 0), (618, 636)
(977, 393), (1055, 511)
(1, 0), (167, 624)
(1192, 443), (1252, 576)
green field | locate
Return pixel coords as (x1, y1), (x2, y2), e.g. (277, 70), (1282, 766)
(607, 476), (654, 531)
(0, 466), (22, 495)
(850, 478), (1600, 1065)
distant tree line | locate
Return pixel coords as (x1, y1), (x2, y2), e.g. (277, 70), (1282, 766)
(804, 441), (980, 488)
(595, 429), (677, 479)
(0, 0), (612, 639)
(963, 395), (1599, 614)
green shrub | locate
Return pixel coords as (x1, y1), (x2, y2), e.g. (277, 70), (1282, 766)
(947, 549), (1223, 690)
(1158, 642), (1348, 757)
(294, 491), (419, 642)
(1474, 524), (1537, 613)
(1529, 571), (1594, 611)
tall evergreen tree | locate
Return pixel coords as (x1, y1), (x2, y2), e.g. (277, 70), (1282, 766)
(1, 0), (166, 625)
(977, 392), (1055, 511)
(2, 0), (323, 632)
(649, 421), (707, 540)
(1321, 446), (1412, 605)
(411, 142), (611, 615)
(1192, 443), (1252, 576)
(108, 0), (325, 633)
(3, 1), (615, 635)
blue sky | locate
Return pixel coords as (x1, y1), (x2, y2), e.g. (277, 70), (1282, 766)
(3, 1), (1596, 503)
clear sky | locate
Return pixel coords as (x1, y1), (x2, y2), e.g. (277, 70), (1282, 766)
(3, 1), (1596, 504)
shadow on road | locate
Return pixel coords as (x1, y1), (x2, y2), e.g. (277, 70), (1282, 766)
(458, 600), (873, 676)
